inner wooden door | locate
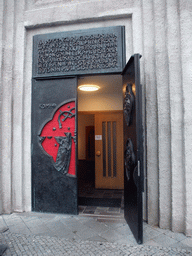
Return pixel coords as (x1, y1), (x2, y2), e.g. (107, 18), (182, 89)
(95, 112), (124, 189)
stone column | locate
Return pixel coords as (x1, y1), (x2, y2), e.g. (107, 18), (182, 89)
(142, 0), (159, 226)
(12, 0), (25, 212)
(154, 0), (172, 229)
(1, 0), (15, 213)
(132, 0), (149, 221)
(167, 0), (185, 233)
(0, 0), (4, 215)
(180, 0), (192, 237)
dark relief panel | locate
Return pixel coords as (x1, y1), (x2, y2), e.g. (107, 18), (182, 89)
(122, 54), (143, 244)
(33, 26), (125, 78)
(32, 78), (78, 214)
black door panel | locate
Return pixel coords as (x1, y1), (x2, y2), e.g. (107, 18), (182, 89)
(31, 78), (78, 214)
(122, 54), (143, 244)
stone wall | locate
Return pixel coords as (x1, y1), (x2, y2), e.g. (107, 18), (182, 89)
(142, 0), (192, 236)
(0, 0), (191, 236)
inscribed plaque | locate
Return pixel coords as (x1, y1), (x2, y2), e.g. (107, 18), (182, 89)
(33, 26), (125, 78)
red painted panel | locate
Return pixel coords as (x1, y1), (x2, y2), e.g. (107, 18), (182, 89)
(40, 101), (76, 176)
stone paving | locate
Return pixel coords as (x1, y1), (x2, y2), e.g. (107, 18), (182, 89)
(0, 207), (192, 255)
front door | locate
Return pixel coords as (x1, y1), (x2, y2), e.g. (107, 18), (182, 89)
(95, 112), (124, 189)
(122, 54), (143, 244)
(31, 77), (78, 214)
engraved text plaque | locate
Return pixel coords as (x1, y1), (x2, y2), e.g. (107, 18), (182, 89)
(33, 26), (125, 78)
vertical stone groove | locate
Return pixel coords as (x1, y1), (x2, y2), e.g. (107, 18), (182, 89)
(179, 0), (192, 237)
(142, 0), (159, 226)
(1, 0), (15, 213)
(12, 0), (25, 212)
(154, 0), (172, 229)
(166, 0), (185, 233)
(0, 0), (4, 214)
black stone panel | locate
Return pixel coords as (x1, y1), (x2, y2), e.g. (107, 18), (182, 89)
(31, 78), (78, 214)
(32, 26), (125, 78)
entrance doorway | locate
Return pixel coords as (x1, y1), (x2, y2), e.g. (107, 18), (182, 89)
(31, 48), (143, 243)
(77, 74), (124, 208)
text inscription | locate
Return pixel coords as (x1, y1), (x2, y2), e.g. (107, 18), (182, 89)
(39, 103), (57, 109)
(38, 34), (118, 75)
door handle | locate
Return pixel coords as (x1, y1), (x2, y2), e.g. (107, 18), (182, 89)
(96, 151), (101, 156)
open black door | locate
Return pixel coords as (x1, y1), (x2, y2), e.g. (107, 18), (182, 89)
(122, 54), (143, 244)
(31, 77), (78, 214)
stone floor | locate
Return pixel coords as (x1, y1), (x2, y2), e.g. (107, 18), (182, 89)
(0, 207), (192, 255)
(79, 205), (124, 215)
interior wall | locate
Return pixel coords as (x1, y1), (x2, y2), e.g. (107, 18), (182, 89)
(78, 114), (94, 160)
(78, 75), (123, 160)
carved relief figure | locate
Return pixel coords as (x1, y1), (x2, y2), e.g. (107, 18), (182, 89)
(55, 133), (72, 174)
(124, 138), (136, 181)
(38, 101), (76, 176)
(123, 84), (134, 126)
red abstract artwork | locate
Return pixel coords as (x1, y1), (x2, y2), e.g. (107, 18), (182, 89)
(39, 101), (76, 176)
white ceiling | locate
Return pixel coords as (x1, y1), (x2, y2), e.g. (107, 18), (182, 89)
(77, 74), (123, 111)
(77, 74), (122, 95)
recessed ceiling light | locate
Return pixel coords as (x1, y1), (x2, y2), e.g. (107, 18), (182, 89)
(78, 85), (100, 91)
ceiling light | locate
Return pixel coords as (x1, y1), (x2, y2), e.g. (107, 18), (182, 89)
(78, 85), (100, 91)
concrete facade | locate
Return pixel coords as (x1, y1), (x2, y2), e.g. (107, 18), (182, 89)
(0, 0), (191, 236)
